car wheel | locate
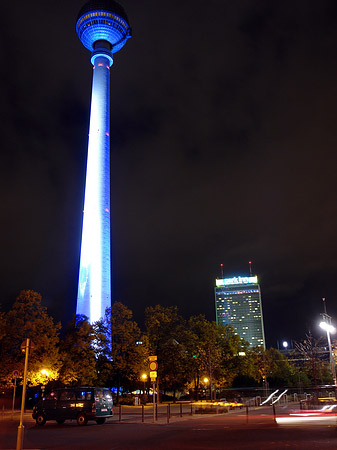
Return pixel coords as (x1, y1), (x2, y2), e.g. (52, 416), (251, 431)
(36, 413), (46, 426)
(56, 419), (65, 424)
(77, 413), (88, 426)
(96, 418), (106, 425)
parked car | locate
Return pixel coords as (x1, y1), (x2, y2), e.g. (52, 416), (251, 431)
(32, 387), (113, 426)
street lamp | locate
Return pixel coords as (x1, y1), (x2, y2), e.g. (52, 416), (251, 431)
(141, 374), (148, 395)
(319, 320), (337, 386)
(282, 341), (288, 349)
(203, 378), (209, 400)
(40, 369), (50, 398)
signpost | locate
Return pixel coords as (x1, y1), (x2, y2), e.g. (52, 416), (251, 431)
(16, 339), (34, 450)
(12, 370), (19, 413)
(149, 356), (158, 423)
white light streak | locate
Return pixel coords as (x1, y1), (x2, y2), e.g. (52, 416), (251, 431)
(271, 389), (288, 405)
(260, 389), (279, 406)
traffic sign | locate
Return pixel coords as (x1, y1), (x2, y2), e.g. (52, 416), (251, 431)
(20, 340), (35, 354)
(13, 370), (19, 377)
(150, 371), (157, 378)
(149, 355), (157, 361)
(149, 360), (158, 371)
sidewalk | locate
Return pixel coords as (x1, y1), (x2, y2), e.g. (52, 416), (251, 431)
(107, 401), (281, 425)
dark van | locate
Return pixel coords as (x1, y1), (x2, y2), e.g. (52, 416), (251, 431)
(32, 387), (113, 426)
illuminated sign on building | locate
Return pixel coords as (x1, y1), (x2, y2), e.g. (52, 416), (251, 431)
(216, 276), (258, 287)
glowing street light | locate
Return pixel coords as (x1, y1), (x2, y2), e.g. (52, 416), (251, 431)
(319, 322), (336, 334)
(141, 374), (148, 394)
(319, 301), (337, 387)
(203, 378), (209, 400)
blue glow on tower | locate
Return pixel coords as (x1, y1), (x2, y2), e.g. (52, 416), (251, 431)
(76, 0), (131, 323)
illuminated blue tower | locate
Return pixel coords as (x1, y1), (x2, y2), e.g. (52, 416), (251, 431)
(76, 0), (131, 323)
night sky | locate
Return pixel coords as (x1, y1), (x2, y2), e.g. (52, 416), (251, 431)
(1, 0), (337, 347)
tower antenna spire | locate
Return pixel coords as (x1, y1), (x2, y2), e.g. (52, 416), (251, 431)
(220, 263), (224, 279)
(249, 261), (252, 277)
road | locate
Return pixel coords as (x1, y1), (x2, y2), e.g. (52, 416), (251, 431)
(1, 404), (337, 449)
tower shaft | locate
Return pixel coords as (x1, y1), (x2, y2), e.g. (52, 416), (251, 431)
(76, 54), (112, 323)
(75, 0), (131, 323)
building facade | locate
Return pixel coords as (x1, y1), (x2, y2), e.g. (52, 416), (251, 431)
(214, 276), (266, 348)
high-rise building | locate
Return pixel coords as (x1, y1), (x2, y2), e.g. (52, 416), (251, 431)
(214, 276), (266, 348)
(75, 0), (131, 323)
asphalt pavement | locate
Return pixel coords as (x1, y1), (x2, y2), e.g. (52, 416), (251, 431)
(2, 403), (337, 449)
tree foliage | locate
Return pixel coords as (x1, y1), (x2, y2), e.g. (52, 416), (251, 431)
(187, 315), (248, 397)
(0, 290), (61, 386)
(0, 292), (326, 397)
(294, 333), (332, 385)
(104, 302), (148, 400)
(58, 315), (97, 386)
(145, 305), (190, 398)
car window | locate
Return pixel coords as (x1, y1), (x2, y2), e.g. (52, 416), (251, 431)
(103, 390), (112, 400)
(77, 390), (92, 401)
(95, 389), (103, 400)
(45, 392), (57, 400)
(95, 389), (105, 400)
(59, 391), (76, 401)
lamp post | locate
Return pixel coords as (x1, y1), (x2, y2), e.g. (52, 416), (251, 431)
(319, 312), (336, 387)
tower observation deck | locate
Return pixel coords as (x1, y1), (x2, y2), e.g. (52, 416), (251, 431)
(76, 0), (131, 323)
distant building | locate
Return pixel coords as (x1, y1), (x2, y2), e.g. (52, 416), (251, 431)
(214, 276), (266, 348)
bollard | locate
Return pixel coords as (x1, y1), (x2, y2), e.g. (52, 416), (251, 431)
(119, 405), (122, 422)
(272, 403), (276, 423)
(142, 404), (144, 423)
(246, 404), (249, 424)
(168, 403), (171, 419)
(190, 404), (193, 416)
(180, 403), (183, 417)
(167, 404), (170, 424)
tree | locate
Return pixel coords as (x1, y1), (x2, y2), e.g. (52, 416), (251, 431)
(91, 317), (113, 387)
(104, 302), (148, 402)
(264, 347), (294, 386)
(187, 315), (222, 399)
(187, 316), (246, 398)
(0, 290), (61, 387)
(59, 315), (97, 386)
(145, 305), (189, 399)
(294, 333), (332, 385)
(249, 347), (294, 389)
